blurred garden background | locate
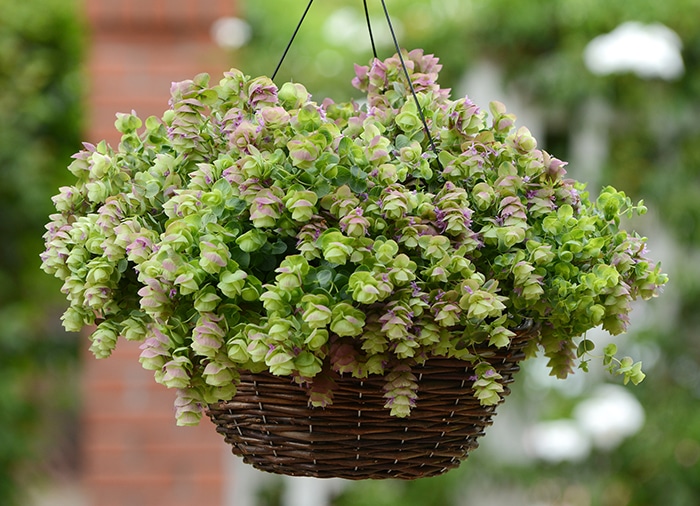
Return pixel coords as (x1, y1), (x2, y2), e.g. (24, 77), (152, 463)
(2, 0), (698, 505)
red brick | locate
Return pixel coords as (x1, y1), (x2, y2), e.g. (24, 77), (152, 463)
(82, 381), (178, 416)
(87, 0), (238, 35)
(82, 1), (237, 503)
(83, 412), (224, 450)
(82, 475), (222, 506)
(86, 440), (224, 479)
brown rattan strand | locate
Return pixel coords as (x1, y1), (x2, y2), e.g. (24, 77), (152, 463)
(207, 325), (537, 480)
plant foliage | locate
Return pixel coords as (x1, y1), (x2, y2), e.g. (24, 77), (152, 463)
(42, 50), (665, 426)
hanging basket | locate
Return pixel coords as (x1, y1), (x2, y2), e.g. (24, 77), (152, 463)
(206, 322), (538, 480)
(39, 0), (666, 485)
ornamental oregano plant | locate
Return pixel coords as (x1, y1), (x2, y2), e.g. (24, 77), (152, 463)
(41, 50), (667, 425)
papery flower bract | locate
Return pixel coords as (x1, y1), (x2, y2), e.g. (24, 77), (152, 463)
(278, 82), (310, 110)
(304, 328), (329, 350)
(259, 106), (291, 130)
(274, 255), (309, 291)
(162, 355), (192, 389)
(489, 326), (516, 348)
(373, 239), (399, 265)
(121, 316), (147, 342)
(388, 254), (417, 286)
(191, 312), (226, 358)
(174, 388), (204, 426)
(301, 293), (333, 329)
(260, 286), (293, 315)
(380, 186), (413, 220)
(139, 324), (172, 371)
(193, 286), (221, 313)
(137, 278), (171, 317)
(348, 271), (382, 305)
(296, 219), (327, 260)
(459, 285), (508, 321)
(308, 373), (336, 408)
(318, 230), (354, 265)
(246, 75), (278, 108)
(236, 229), (267, 252)
(42, 50), (667, 425)
(294, 351), (323, 377)
(509, 126), (538, 153)
(382, 364), (419, 418)
(330, 302), (366, 337)
(339, 207), (370, 238)
(434, 301), (462, 327)
(250, 187), (283, 228)
(379, 302), (413, 342)
(285, 189), (318, 222)
(321, 185), (360, 219)
(287, 136), (321, 169)
(227, 335), (251, 363)
(265, 347), (296, 376)
(89, 321), (119, 359)
(490, 101), (516, 134)
(329, 340), (362, 376)
(203, 356), (239, 386)
(218, 268), (248, 298)
(199, 236), (231, 274)
(473, 363), (505, 406)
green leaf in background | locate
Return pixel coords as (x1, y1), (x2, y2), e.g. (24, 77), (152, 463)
(0, 0), (83, 503)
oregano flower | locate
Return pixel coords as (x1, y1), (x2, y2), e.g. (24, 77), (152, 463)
(41, 50), (667, 425)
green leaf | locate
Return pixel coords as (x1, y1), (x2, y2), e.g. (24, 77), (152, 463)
(197, 89), (219, 105)
(350, 165), (367, 180)
(395, 134), (411, 149)
(269, 240), (288, 255)
(230, 249), (250, 269)
(315, 268), (334, 288)
(576, 339), (595, 358)
(334, 166), (353, 187)
(236, 229), (267, 252)
(313, 179), (332, 198)
(348, 177), (368, 194)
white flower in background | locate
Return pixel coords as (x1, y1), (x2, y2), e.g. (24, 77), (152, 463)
(574, 384), (645, 450)
(523, 384), (645, 463)
(211, 17), (252, 49)
(525, 420), (592, 463)
(584, 21), (684, 80)
(323, 7), (401, 52)
(323, 8), (367, 50)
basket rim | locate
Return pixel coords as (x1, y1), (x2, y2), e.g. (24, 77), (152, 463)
(205, 320), (540, 480)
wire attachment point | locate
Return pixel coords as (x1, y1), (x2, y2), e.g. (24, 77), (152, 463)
(271, 0), (315, 81)
(363, 0), (378, 60)
(379, 0), (442, 168)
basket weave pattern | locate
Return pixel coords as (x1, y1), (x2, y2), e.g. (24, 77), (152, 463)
(207, 325), (538, 480)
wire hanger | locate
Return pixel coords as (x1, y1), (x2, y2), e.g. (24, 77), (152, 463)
(271, 0), (441, 165)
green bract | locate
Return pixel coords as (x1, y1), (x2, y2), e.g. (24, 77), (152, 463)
(41, 50), (667, 425)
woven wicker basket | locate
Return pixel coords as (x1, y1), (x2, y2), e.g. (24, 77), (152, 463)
(207, 322), (538, 480)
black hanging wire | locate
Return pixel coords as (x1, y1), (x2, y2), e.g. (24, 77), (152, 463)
(363, 0), (378, 60)
(271, 0), (441, 168)
(379, 0), (441, 165)
(271, 0), (315, 81)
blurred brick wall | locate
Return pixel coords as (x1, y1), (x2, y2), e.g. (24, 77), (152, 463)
(84, 1), (237, 505)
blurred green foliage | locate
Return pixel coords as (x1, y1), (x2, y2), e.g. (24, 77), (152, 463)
(238, 0), (476, 101)
(240, 0), (700, 246)
(0, 0), (83, 502)
(238, 1), (699, 504)
(7, 0), (696, 503)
